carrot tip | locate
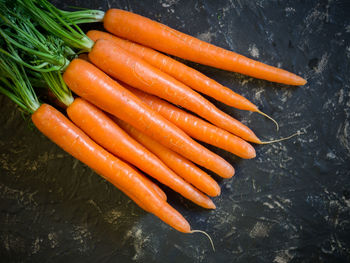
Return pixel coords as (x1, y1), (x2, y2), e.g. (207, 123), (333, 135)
(207, 188), (221, 197)
(248, 150), (257, 159)
(209, 201), (216, 209)
(248, 136), (262, 144)
(215, 186), (221, 197)
(222, 171), (235, 179)
(297, 77), (307, 86)
(190, 230), (215, 252)
(289, 75), (307, 86)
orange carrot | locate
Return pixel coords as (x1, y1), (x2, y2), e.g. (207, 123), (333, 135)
(88, 39), (260, 143)
(143, 176), (167, 202)
(123, 161), (167, 202)
(63, 58), (234, 178)
(126, 190), (151, 212)
(87, 30), (257, 111)
(67, 98), (216, 207)
(46, 87), (167, 203)
(124, 85), (256, 159)
(115, 118), (221, 197)
(103, 9), (306, 86)
(0, 52), (180, 230)
(32, 104), (191, 233)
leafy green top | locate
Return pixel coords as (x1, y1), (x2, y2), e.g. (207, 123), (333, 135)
(0, 52), (40, 114)
(18, 0), (95, 52)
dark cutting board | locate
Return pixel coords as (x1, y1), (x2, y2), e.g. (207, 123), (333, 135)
(0, 0), (349, 262)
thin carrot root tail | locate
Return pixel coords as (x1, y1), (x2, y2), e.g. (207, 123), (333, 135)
(190, 229), (215, 252)
(259, 130), (305, 144)
(256, 109), (279, 132)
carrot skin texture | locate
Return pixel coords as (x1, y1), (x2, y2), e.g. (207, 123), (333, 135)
(140, 175), (167, 201)
(63, 59), (234, 178)
(126, 192), (151, 212)
(89, 40), (260, 143)
(47, 89), (167, 203)
(124, 86), (256, 159)
(67, 98), (215, 208)
(122, 161), (167, 202)
(116, 118), (221, 197)
(87, 30), (257, 111)
(67, 98), (165, 198)
(103, 9), (306, 86)
(31, 104), (190, 233)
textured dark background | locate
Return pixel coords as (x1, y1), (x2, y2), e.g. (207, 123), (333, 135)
(1, 0), (350, 262)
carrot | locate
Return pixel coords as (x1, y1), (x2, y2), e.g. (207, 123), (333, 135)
(115, 118), (221, 197)
(96, 159), (160, 211)
(123, 85), (256, 159)
(10, 2), (256, 142)
(63, 58), (234, 178)
(0, 51), (179, 228)
(125, 190), (151, 212)
(32, 104), (190, 233)
(44, 70), (214, 205)
(107, 158), (167, 202)
(103, 9), (306, 86)
(86, 31), (254, 111)
(87, 31), (279, 129)
(0, 43), (191, 233)
(88, 39), (260, 143)
(44, 71), (169, 203)
(67, 97), (217, 207)
(142, 175), (167, 202)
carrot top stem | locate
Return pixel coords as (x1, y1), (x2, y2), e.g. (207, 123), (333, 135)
(60, 10), (105, 25)
(259, 130), (303, 144)
(41, 1), (105, 25)
(0, 53), (40, 114)
(256, 109), (279, 131)
(65, 11), (104, 24)
(0, 7), (71, 72)
(0, 29), (69, 72)
(18, 0), (94, 52)
(190, 230), (215, 252)
(41, 71), (74, 107)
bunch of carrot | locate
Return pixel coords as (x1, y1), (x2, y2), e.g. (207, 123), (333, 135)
(0, 0), (306, 235)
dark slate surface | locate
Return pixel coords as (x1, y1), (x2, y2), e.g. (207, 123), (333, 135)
(1, 0), (350, 262)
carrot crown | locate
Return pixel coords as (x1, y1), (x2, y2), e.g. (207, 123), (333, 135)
(0, 53), (40, 114)
(41, 71), (74, 107)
